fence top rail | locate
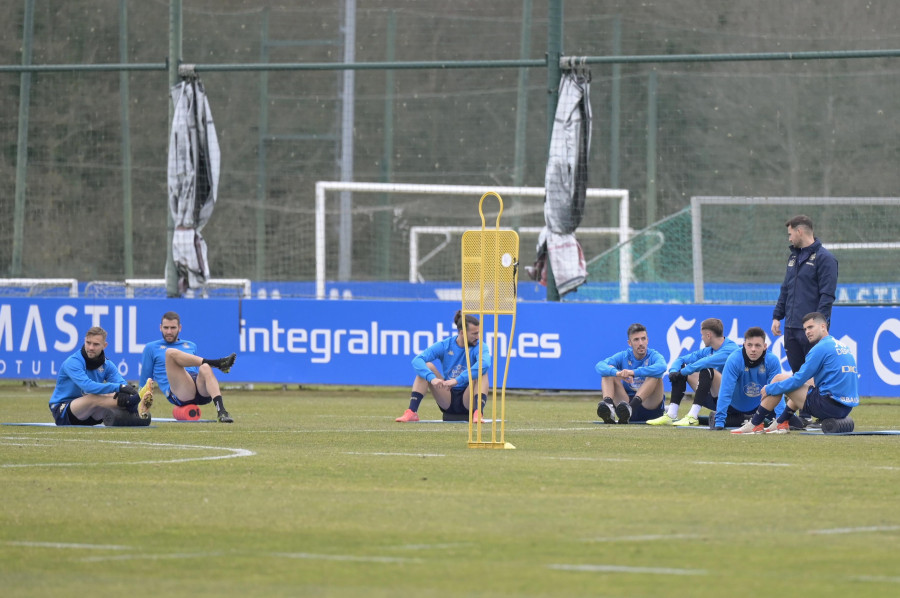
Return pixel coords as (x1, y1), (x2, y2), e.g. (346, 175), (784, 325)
(561, 48), (900, 67)
(6, 47), (899, 74)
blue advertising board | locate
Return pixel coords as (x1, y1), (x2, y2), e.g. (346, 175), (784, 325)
(1, 298), (899, 397)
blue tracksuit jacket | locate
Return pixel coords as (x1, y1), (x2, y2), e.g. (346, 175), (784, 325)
(773, 238), (838, 328)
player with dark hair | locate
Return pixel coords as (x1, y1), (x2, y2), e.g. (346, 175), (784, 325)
(772, 215), (838, 373)
(140, 311), (236, 423)
(395, 310), (491, 423)
(710, 326), (786, 430)
(648, 317), (739, 426)
(49, 326), (154, 426)
(593, 322), (667, 424)
(734, 312), (858, 434)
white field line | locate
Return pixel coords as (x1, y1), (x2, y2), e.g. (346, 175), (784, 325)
(344, 451), (445, 457)
(0, 436), (255, 468)
(80, 552), (224, 563)
(271, 552), (422, 564)
(690, 460), (793, 467)
(808, 525), (900, 535)
(390, 542), (472, 551)
(541, 456), (793, 467)
(854, 575), (900, 584)
(6, 541), (132, 550)
(549, 564), (707, 576)
(583, 534), (702, 543)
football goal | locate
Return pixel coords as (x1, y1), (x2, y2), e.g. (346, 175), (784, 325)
(315, 181), (631, 300)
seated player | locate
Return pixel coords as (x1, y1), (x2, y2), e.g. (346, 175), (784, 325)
(49, 326), (153, 426)
(648, 317), (739, 426)
(140, 311), (236, 423)
(733, 312), (859, 434)
(710, 326), (786, 429)
(593, 322), (666, 424)
(396, 310), (490, 423)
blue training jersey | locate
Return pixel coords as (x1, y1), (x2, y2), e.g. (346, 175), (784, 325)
(140, 338), (199, 396)
(411, 335), (490, 390)
(714, 349), (785, 428)
(765, 335), (859, 407)
(49, 350), (127, 406)
(673, 338), (740, 375)
(595, 348), (667, 398)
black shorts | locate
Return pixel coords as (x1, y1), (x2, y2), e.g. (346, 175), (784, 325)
(439, 387), (469, 415)
(630, 398), (665, 423)
(804, 387), (853, 420)
(49, 402), (102, 426)
(166, 371), (212, 406)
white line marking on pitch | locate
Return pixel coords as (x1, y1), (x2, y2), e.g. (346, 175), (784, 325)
(6, 541), (132, 550)
(854, 575), (900, 584)
(808, 525), (900, 535)
(271, 552), (422, 564)
(541, 456), (634, 463)
(80, 552), (224, 563)
(583, 534), (701, 543)
(0, 437), (255, 468)
(343, 451), (445, 458)
(690, 460), (792, 467)
(391, 542), (472, 551)
(548, 564), (707, 576)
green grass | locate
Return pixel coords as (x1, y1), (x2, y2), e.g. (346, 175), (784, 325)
(2, 382), (900, 597)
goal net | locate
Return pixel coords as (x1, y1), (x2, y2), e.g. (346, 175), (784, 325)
(0, 278), (79, 297)
(82, 279), (252, 299)
(580, 197), (900, 305)
(315, 182), (631, 300)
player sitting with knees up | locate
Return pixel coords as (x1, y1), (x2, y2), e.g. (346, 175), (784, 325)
(396, 310), (491, 423)
(710, 326), (787, 430)
(733, 312), (859, 434)
(49, 326), (154, 426)
(648, 317), (739, 427)
(594, 322), (667, 424)
(140, 311), (237, 423)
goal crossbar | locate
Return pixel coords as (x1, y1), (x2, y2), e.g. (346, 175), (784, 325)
(315, 181), (631, 299)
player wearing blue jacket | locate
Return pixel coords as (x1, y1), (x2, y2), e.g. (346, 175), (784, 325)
(648, 318), (739, 426)
(140, 311), (236, 423)
(772, 215), (838, 373)
(711, 327), (785, 429)
(396, 310), (491, 423)
(49, 326), (153, 426)
(594, 323), (667, 424)
(734, 312), (858, 434)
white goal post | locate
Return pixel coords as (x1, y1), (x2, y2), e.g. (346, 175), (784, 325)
(691, 196), (900, 303)
(315, 181), (631, 300)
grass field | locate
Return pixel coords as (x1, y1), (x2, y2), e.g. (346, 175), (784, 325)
(2, 382), (899, 597)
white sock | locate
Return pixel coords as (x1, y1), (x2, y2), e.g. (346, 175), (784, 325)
(687, 403), (702, 418)
(666, 403), (679, 419)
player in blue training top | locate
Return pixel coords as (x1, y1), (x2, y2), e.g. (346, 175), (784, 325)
(140, 311), (236, 423)
(594, 322), (667, 424)
(710, 326), (786, 430)
(396, 310), (491, 423)
(733, 311), (859, 434)
(49, 326), (154, 426)
(648, 317), (739, 427)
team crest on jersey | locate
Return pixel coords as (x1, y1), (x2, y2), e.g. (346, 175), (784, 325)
(743, 382), (762, 397)
(788, 257), (795, 267)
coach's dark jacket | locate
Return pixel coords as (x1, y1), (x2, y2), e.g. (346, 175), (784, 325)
(773, 238), (838, 329)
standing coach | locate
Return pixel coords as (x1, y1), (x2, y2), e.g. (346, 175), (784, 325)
(771, 215), (838, 373)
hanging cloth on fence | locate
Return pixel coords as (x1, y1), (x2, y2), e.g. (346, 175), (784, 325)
(531, 70), (592, 296)
(167, 77), (220, 294)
